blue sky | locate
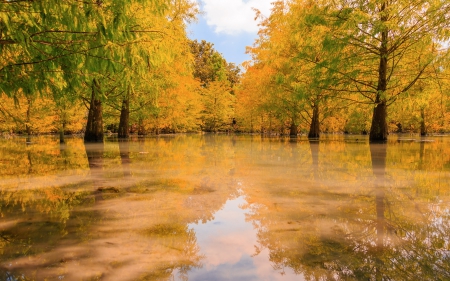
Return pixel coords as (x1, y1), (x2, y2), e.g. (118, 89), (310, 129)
(187, 0), (273, 67)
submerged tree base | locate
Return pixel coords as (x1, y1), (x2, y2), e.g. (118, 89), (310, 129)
(369, 102), (388, 142)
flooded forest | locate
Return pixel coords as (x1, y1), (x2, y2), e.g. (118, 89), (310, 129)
(1, 0), (450, 280)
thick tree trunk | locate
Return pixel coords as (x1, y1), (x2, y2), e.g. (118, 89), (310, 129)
(369, 101), (388, 142)
(370, 6), (389, 143)
(289, 120), (298, 137)
(84, 79), (104, 142)
(118, 97), (130, 138)
(308, 104), (320, 139)
(420, 108), (426, 136)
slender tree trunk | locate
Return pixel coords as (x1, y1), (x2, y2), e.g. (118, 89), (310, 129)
(289, 120), (298, 137)
(308, 104), (320, 139)
(26, 97), (32, 143)
(138, 118), (146, 135)
(84, 79), (104, 142)
(59, 121), (66, 144)
(370, 5), (389, 142)
(118, 96), (130, 138)
(420, 108), (426, 136)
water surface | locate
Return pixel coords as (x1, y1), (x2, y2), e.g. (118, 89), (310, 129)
(0, 134), (449, 280)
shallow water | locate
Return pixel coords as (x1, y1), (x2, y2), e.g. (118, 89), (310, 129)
(0, 134), (449, 280)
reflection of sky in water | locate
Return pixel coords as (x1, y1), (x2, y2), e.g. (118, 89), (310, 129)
(176, 196), (302, 281)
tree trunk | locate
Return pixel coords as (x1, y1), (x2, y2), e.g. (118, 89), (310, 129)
(59, 121), (66, 144)
(138, 118), (146, 135)
(370, 5), (389, 142)
(84, 79), (104, 142)
(420, 108), (426, 136)
(118, 97), (130, 138)
(26, 97), (32, 143)
(289, 120), (298, 137)
(308, 104), (320, 139)
(369, 101), (388, 142)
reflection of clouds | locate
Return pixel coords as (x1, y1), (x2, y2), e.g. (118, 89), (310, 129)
(186, 196), (301, 280)
(253, 248), (303, 281)
(191, 197), (256, 267)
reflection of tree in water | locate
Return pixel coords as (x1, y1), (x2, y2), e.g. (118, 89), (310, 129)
(245, 140), (450, 280)
(1, 135), (240, 280)
(119, 140), (131, 178)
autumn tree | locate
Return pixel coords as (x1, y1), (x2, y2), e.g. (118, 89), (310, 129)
(189, 40), (240, 132)
(305, 0), (450, 141)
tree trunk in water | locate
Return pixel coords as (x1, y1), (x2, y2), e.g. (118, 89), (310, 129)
(420, 108), (426, 136)
(289, 120), (298, 137)
(118, 97), (130, 138)
(59, 122), (66, 144)
(308, 104), (319, 139)
(84, 79), (104, 142)
(369, 101), (388, 142)
(138, 118), (146, 136)
(370, 8), (388, 143)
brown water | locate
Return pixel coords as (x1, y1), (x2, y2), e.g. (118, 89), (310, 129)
(0, 134), (449, 281)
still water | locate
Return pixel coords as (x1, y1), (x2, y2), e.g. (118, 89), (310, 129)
(0, 134), (449, 281)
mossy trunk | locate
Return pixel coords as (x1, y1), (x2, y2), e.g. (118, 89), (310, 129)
(308, 104), (319, 139)
(84, 79), (104, 142)
(118, 97), (130, 138)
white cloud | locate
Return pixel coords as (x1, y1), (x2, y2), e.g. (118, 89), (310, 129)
(201, 0), (273, 35)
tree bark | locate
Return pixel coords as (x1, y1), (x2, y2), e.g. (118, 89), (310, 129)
(118, 97), (130, 138)
(84, 79), (104, 142)
(308, 104), (320, 139)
